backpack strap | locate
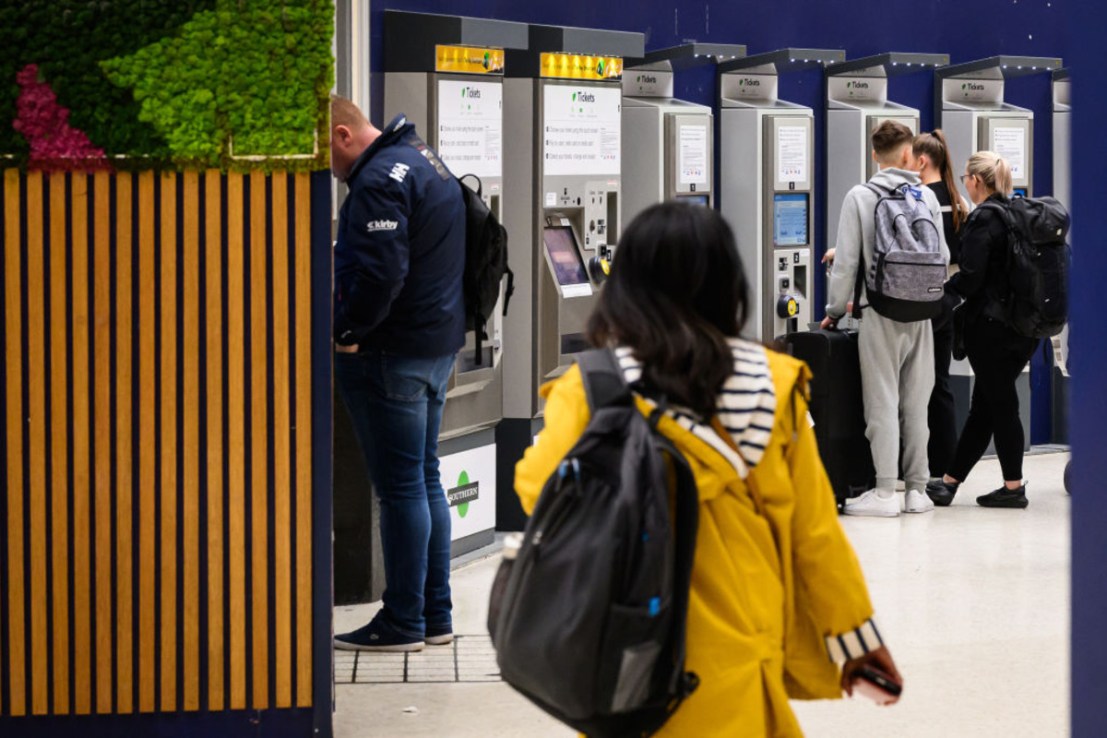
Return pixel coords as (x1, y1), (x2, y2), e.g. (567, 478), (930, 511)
(653, 431), (701, 700)
(576, 348), (633, 412)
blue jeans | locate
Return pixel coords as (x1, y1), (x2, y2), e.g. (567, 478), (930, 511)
(335, 349), (456, 638)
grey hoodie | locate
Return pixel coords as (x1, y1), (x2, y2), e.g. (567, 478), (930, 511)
(825, 168), (950, 319)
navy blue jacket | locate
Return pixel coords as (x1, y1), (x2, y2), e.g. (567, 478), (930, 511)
(334, 114), (466, 357)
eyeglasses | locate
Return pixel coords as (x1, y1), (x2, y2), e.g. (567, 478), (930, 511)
(960, 174), (975, 183)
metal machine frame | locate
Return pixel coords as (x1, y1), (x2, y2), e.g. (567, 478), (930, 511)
(718, 48), (845, 342)
(622, 43), (746, 223)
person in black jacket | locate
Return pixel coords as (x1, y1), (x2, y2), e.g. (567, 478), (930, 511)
(927, 151), (1038, 509)
(330, 96), (466, 651)
(912, 130), (969, 485)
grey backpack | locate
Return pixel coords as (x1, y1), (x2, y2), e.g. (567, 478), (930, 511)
(852, 183), (946, 322)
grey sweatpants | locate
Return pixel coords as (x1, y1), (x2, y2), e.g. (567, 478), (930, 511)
(858, 310), (935, 493)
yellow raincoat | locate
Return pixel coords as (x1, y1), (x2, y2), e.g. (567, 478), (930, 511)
(514, 349), (880, 737)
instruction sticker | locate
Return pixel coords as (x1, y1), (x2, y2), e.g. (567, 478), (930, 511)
(679, 125), (709, 185)
(777, 125), (808, 182)
(542, 85), (621, 177)
(992, 126), (1026, 181)
(436, 79), (503, 179)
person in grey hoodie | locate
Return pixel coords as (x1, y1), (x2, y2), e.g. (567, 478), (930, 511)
(821, 120), (949, 517)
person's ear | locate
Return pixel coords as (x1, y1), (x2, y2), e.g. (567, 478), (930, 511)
(333, 124), (352, 146)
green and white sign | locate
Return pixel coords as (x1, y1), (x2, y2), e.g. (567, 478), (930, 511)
(439, 442), (497, 541)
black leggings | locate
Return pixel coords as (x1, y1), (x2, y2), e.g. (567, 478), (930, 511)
(928, 316), (957, 476)
(948, 317), (1038, 483)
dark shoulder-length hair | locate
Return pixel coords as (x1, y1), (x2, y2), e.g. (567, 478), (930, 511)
(587, 202), (750, 417)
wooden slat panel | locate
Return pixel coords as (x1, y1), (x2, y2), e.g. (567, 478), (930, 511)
(27, 171), (48, 716)
(92, 170), (113, 714)
(294, 172), (313, 708)
(205, 170), (225, 712)
(115, 172), (134, 714)
(71, 173), (92, 715)
(227, 172), (247, 710)
(49, 173), (71, 714)
(182, 170), (200, 712)
(159, 172), (179, 712)
(4, 168), (26, 716)
(137, 170), (156, 713)
(271, 174), (292, 708)
(249, 172), (270, 709)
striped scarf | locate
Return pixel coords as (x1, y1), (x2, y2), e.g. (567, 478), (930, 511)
(613, 338), (777, 479)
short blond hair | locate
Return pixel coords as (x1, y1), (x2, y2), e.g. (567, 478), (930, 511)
(967, 151), (1013, 195)
(331, 95), (370, 131)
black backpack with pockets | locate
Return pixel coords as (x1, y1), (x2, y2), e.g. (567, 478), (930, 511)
(980, 196), (1070, 339)
(458, 174), (514, 364)
(488, 349), (700, 738)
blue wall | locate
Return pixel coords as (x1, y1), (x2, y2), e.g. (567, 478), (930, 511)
(372, 0), (1067, 443)
(1068, 2), (1107, 735)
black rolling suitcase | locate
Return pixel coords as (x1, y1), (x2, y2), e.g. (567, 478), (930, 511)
(778, 329), (875, 508)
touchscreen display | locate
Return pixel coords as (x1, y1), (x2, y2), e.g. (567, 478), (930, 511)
(682, 194), (710, 207)
(543, 226), (589, 286)
(773, 193), (808, 246)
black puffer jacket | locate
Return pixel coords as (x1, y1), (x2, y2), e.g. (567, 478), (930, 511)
(948, 193), (1010, 325)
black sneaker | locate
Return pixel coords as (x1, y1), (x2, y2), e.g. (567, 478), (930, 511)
(335, 616), (424, 652)
(976, 484), (1029, 509)
(926, 479), (960, 507)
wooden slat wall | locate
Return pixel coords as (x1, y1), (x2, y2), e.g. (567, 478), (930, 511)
(0, 169), (316, 717)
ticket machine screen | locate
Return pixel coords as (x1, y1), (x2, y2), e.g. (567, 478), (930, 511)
(543, 226), (589, 286)
(773, 193), (808, 246)
(682, 195), (710, 207)
(1012, 187), (1028, 198)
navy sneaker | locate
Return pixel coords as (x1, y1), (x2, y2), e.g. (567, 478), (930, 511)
(335, 616), (424, 652)
(977, 484), (1029, 509)
(425, 624), (453, 646)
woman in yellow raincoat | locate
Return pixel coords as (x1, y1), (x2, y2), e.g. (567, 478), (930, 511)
(515, 203), (902, 737)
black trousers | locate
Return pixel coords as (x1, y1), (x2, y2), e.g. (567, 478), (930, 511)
(928, 316), (957, 477)
(949, 317), (1039, 483)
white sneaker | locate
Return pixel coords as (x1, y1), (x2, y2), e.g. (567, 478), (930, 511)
(904, 489), (935, 514)
(843, 489), (901, 517)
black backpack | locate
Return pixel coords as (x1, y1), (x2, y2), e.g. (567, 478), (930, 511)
(488, 349), (700, 737)
(981, 196), (1070, 339)
(458, 174), (514, 364)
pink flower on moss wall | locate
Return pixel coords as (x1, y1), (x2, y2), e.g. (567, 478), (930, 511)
(12, 63), (111, 171)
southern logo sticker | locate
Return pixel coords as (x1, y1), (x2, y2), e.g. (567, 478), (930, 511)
(447, 471), (479, 518)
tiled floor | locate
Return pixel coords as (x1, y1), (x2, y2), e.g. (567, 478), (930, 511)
(333, 451), (1070, 737)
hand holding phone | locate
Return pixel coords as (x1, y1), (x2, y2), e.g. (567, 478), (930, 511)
(852, 665), (902, 706)
(841, 645), (903, 706)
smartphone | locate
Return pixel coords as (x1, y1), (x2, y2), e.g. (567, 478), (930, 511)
(853, 666), (902, 705)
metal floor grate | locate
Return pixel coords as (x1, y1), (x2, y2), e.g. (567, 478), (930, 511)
(335, 634), (502, 684)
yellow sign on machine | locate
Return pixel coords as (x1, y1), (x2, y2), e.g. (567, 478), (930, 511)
(540, 52), (624, 81)
(435, 45), (505, 74)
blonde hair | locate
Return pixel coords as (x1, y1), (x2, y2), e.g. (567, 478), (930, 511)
(966, 150), (1013, 196)
(330, 95), (370, 131)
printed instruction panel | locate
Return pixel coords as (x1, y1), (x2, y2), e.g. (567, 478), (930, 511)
(777, 125), (809, 182)
(543, 84), (621, 177)
(992, 126), (1026, 181)
(437, 79), (503, 179)
(679, 125), (709, 185)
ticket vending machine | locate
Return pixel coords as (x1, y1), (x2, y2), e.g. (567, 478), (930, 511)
(622, 43), (746, 223)
(381, 11), (528, 556)
(718, 49), (845, 342)
(497, 24), (644, 530)
(936, 55), (1062, 449)
(1052, 68), (1071, 444)
(826, 53), (949, 259)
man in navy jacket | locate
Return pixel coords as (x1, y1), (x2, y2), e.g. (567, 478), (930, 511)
(331, 96), (465, 652)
